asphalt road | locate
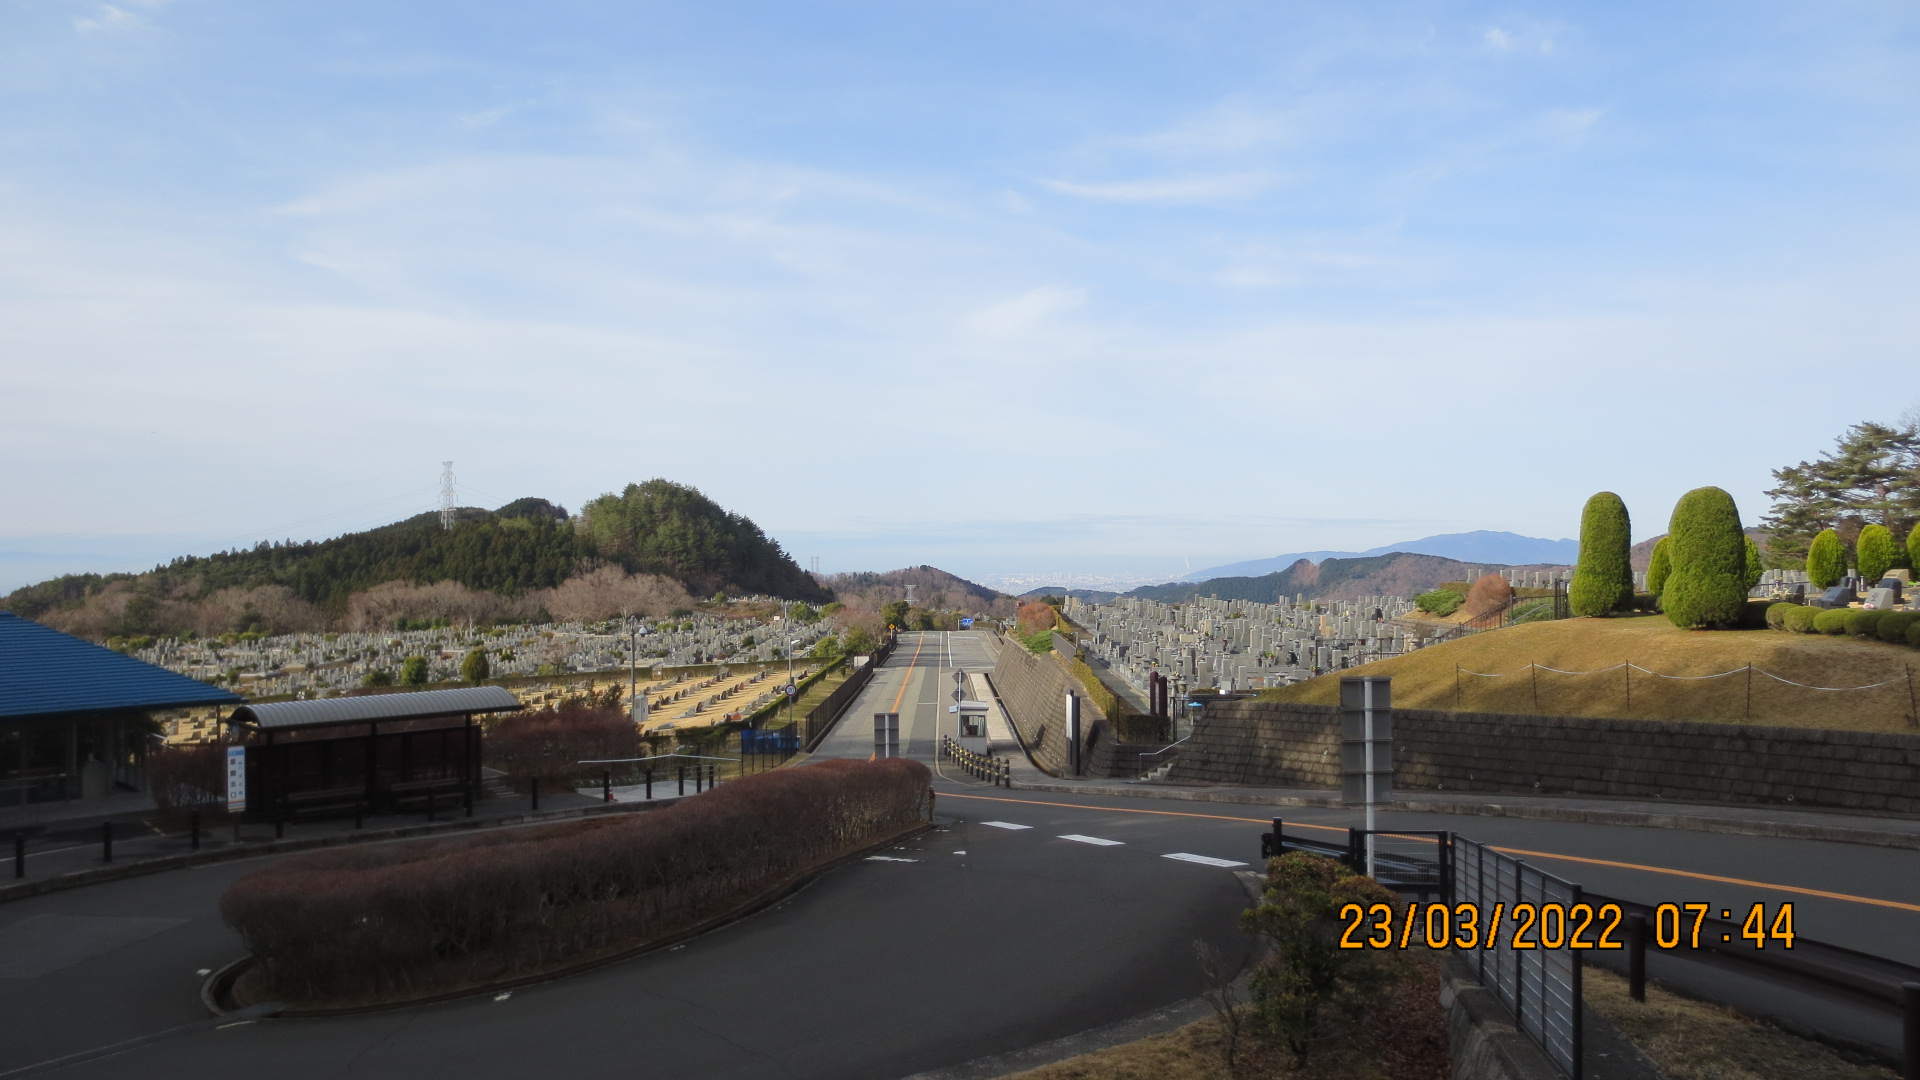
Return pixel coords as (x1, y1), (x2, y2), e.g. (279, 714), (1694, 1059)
(5, 630), (1916, 1075)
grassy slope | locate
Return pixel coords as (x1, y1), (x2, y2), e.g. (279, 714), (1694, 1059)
(1261, 615), (1920, 732)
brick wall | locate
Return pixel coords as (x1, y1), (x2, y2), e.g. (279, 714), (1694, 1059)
(1169, 699), (1920, 814)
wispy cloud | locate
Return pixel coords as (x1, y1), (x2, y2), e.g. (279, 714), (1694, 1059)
(1038, 172), (1273, 203)
(73, 4), (147, 34)
(1483, 24), (1558, 55)
(966, 285), (1087, 338)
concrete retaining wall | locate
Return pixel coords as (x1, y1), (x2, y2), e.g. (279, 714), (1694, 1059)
(1170, 699), (1920, 814)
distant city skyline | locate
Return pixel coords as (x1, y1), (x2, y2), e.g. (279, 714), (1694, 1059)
(3, 3), (1915, 595)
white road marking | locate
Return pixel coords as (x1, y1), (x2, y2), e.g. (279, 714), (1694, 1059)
(1163, 853), (1249, 868)
(953, 851), (967, 855)
(1058, 834), (1124, 847)
(866, 855), (920, 863)
(980, 821), (1032, 830)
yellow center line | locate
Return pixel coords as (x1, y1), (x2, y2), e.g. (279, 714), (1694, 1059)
(939, 791), (1920, 914)
(890, 635), (925, 713)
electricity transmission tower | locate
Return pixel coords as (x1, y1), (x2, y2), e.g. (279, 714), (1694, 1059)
(439, 461), (457, 530)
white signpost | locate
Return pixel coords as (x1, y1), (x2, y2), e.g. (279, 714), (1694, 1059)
(225, 745), (248, 813)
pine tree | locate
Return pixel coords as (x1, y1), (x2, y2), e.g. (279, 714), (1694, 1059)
(1806, 529), (1845, 588)
(1743, 535), (1764, 591)
(1569, 492), (1633, 617)
(1856, 524), (1896, 584)
(1646, 538), (1672, 597)
(1663, 487), (1748, 630)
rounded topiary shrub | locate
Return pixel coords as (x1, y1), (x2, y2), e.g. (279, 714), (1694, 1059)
(1781, 605), (1821, 633)
(1845, 609), (1885, 637)
(1806, 529), (1845, 589)
(1663, 487), (1749, 630)
(1878, 611), (1920, 644)
(1812, 608), (1851, 634)
(1856, 524), (1896, 584)
(1764, 602), (1799, 630)
(1645, 538), (1672, 597)
(1570, 492), (1634, 617)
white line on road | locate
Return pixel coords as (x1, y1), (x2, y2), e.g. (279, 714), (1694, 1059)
(1162, 853), (1248, 868)
(980, 821), (1032, 830)
(1058, 834), (1124, 847)
(866, 855), (920, 863)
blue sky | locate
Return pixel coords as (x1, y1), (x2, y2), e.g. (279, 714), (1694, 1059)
(2, 1), (1916, 591)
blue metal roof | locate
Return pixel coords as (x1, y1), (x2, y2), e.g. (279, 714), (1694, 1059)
(0, 611), (242, 720)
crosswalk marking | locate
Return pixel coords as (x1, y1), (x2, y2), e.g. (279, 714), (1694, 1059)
(980, 821), (1032, 830)
(1162, 853), (1248, 868)
(866, 855), (919, 863)
(1058, 834), (1124, 847)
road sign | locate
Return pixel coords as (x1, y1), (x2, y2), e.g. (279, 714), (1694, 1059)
(225, 746), (247, 813)
(783, 683), (797, 698)
(952, 669), (966, 685)
(873, 712), (900, 758)
(951, 688), (966, 702)
(960, 617), (974, 628)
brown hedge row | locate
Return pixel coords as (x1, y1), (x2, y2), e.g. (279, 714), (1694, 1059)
(221, 757), (931, 1005)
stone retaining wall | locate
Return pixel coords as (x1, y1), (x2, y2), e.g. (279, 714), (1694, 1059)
(1170, 699), (1920, 813)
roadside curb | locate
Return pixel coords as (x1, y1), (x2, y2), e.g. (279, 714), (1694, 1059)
(203, 818), (937, 1018)
(0, 798), (679, 906)
(1007, 781), (1920, 851)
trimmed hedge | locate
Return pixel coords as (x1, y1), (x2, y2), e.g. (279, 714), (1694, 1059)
(1844, 609), (1886, 638)
(1806, 529), (1845, 589)
(1781, 605), (1820, 633)
(1857, 525), (1896, 584)
(1415, 588), (1465, 616)
(1763, 602), (1798, 630)
(222, 758), (931, 1005)
(1878, 611), (1919, 644)
(1663, 487), (1749, 630)
(1570, 492), (1633, 617)
(1812, 608), (1850, 634)
(1646, 538), (1672, 597)
(1910, 621), (1920, 648)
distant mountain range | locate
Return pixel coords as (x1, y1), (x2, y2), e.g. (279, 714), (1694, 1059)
(1133, 552), (1536, 606)
(1182, 531), (1578, 581)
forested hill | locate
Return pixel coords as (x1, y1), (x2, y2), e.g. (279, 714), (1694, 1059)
(3, 480), (828, 625)
(1125, 552), (1512, 605)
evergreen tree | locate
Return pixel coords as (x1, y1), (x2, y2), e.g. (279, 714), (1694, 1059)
(461, 648), (491, 683)
(1763, 420), (1920, 556)
(1909, 525), (1920, 572)
(1743, 535), (1764, 591)
(1569, 492), (1633, 617)
(1805, 529), (1846, 588)
(1645, 538), (1672, 597)
(1663, 487), (1748, 630)
(1856, 524), (1896, 584)
(401, 656), (430, 686)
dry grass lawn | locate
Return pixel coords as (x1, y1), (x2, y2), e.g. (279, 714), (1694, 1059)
(1584, 967), (1894, 1080)
(1263, 616), (1919, 731)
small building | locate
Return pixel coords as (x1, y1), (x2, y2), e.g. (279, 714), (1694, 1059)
(224, 687), (521, 816)
(0, 611), (242, 815)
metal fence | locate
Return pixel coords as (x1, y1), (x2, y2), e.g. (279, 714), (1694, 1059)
(1453, 837), (1583, 1080)
(798, 632), (898, 750)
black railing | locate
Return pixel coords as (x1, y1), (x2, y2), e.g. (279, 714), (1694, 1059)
(938, 735), (1010, 787)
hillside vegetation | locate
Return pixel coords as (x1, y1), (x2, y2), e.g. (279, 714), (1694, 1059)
(1128, 552), (1564, 606)
(3, 479), (829, 638)
(1262, 616), (1918, 732)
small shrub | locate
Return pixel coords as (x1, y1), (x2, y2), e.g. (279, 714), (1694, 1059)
(1811, 609), (1850, 635)
(1570, 492), (1634, 616)
(1663, 487), (1749, 630)
(483, 705), (639, 788)
(1806, 529), (1845, 589)
(1645, 537), (1672, 597)
(1464, 574), (1513, 618)
(1509, 597), (1555, 623)
(1844, 609), (1885, 638)
(1856, 524), (1896, 584)
(1877, 612), (1919, 644)
(1415, 588), (1465, 616)
(1781, 606), (1821, 633)
(1908, 621), (1920, 648)
(1763, 602), (1798, 630)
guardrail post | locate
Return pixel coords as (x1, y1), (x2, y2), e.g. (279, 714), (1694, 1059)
(603, 770), (613, 802)
(1628, 913), (1648, 1002)
(190, 811), (201, 851)
(464, 785), (473, 818)
(14, 832), (24, 878)
(531, 776), (540, 811)
(354, 800), (365, 830)
(645, 768), (653, 800)
(678, 766), (685, 796)
(102, 821), (113, 862)
(427, 790), (437, 821)
(1902, 982), (1919, 1080)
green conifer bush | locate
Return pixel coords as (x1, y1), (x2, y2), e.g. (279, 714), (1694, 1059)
(1569, 492), (1633, 617)
(1763, 602), (1798, 630)
(1743, 536), (1764, 591)
(1645, 539), (1672, 597)
(1805, 529), (1845, 588)
(1844, 609), (1885, 638)
(1781, 606), (1820, 633)
(1856, 524), (1896, 584)
(1877, 612), (1918, 644)
(1663, 487), (1749, 630)
(1812, 608), (1850, 634)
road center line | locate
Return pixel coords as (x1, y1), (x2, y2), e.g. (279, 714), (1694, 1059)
(939, 791), (1920, 914)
